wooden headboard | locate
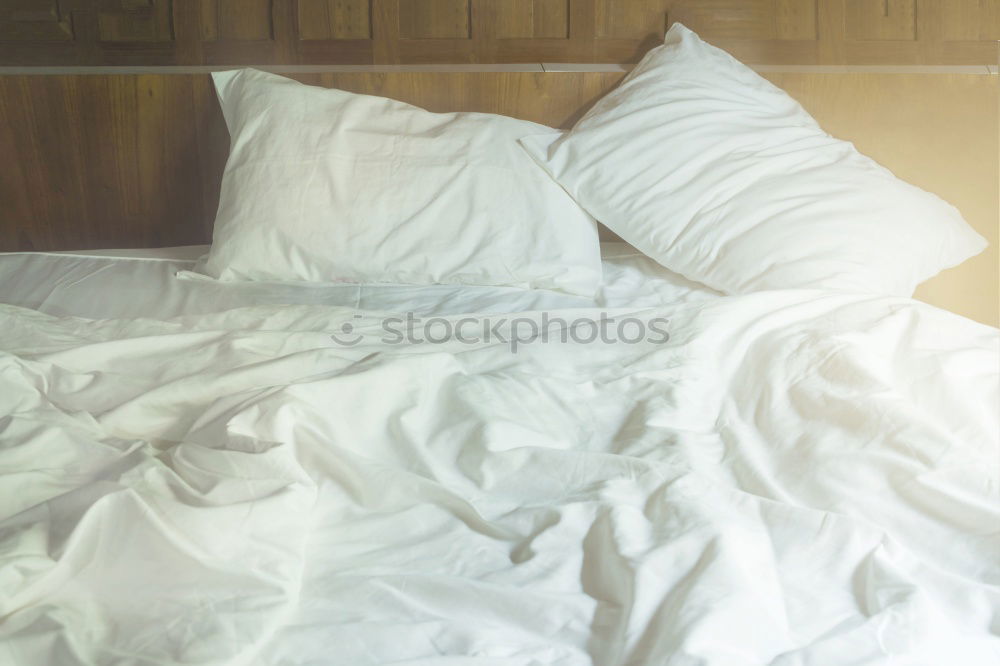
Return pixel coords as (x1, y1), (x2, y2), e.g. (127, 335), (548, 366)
(1, 66), (996, 325)
(2, 2), (997, 325)
(1, 4), (997, 323)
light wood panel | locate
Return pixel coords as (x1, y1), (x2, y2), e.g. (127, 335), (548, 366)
(594, 0), (666, 39)
(667, 0), (818, 41)
(496, 0), (567, 39)
(845, 0), (916, 41)
(0, 1), (997, 65)
(942, 0), (1000, 40)
(764, 72), (999, 326)
(668, 0), (999, 65)
(1, 68), (995, 323)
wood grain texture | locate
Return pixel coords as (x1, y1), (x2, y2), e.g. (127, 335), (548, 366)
(200, 0), (273, 41)
(668, 0), (818, 41)
(941, 0), (1000, 41)
(398, 0), (470, 39)
(1, 69), (995, 323)
(774, 0), (818, 40)
(0, 73), (226, 249)
(215, 0), (272, 41)
(845, 0), (916, 41)
(97, 0), (174, 42)
(0, 0), (73, 41)
(595, 0), (666, 39)
(297, 0), (371, 40)
(0, 1), (997, 64)
(496, 0), (568, 39)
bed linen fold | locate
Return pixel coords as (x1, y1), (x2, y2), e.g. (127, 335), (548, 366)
(0, 287), (996, 665)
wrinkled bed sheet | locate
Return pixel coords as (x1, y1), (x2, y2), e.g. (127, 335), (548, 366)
(0, 244), (718, 319)
(0, 276), (997, 664)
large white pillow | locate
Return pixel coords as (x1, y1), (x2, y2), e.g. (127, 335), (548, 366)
(520, 24), (987, 297)
(201, 69), (602, 296)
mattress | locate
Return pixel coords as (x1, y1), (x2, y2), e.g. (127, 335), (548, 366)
(0, 243), (719, 320)
(1, 244), (997, 665)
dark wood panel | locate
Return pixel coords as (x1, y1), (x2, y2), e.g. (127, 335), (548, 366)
(0, 1), (996, 65)
(201, 0), (273, 41)
(0, 0), (73, 41)
(297, 0), (371, 40)
(0, 73), (227, 249)
(97, 0), (174, 43)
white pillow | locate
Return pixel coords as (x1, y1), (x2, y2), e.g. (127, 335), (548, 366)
(201, 69), (602, 296)
(520, 24), (987, 297)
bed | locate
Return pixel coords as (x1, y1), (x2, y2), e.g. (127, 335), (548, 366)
(1, 23), (998, 666)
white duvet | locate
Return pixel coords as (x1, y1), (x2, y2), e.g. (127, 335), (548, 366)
(0, 285), (998, 665)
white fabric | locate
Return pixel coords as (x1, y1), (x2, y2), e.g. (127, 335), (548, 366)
(202, 68), (603, 296)
(520, 24), (987, 297)
(0, 288), (997, 664)
(0, 244), (718, 320)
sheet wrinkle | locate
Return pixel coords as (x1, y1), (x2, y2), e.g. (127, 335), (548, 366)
(0, 290), (996, 664)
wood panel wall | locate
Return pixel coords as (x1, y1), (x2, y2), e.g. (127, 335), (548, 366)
(1, 1), (997, 66)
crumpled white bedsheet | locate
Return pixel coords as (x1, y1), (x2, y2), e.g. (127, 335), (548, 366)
(0, 289), (997, 665)
(0, 244), (718, 320)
